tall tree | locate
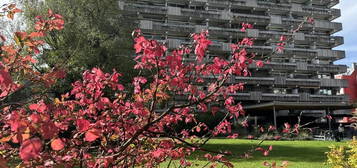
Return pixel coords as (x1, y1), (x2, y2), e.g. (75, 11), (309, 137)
(23, 0), (137, 94)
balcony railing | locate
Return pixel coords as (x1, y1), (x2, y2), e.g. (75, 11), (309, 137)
(123, 3), (342, 34)
(227, 92), (349, 102)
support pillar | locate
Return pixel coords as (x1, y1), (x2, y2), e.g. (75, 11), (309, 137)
(273, 106), (277, 128)
(254, 116), (258, 127)
(327, 108), (332, 133)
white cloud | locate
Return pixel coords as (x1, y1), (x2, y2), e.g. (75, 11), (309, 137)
(333, 1), (357, 65)
(335, 1), (357, 33)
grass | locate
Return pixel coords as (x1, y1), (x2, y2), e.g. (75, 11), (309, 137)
(165, 139), (345, 168)
(6, 139), (344, 168)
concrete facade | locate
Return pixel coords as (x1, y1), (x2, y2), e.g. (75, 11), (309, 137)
(118, 0), (350, 123)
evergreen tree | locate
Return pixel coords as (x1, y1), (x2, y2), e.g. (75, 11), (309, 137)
(23, 0), (137, 94)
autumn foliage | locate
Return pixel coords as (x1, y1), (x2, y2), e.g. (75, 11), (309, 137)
(0, 3), (282, 168)
(326, 138), (357, 168)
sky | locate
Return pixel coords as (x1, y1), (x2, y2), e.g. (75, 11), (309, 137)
(335, 1), (357, 66)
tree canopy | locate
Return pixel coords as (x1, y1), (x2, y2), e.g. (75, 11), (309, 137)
(23, 0), (137, 94)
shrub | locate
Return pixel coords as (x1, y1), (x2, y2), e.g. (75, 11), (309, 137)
(326, 137), (357, 168)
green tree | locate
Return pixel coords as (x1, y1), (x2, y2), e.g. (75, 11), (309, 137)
(23, 0), (137, 95)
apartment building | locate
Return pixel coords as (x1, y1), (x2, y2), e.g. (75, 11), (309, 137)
(118, 0), (350, 127)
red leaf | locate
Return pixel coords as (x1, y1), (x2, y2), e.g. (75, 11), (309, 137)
(274, 135), (282, 140)
(227, 133), (238, 139)
(239, 55), (247, 63)
(29, 102), (47, 113)
(51, 138), (65, 151)
(134, 36), (146, 53)
(0, 68), (13, 87)
(29, 104), (39, 111)
(19, 138), (42, 161)
(15, 32), (27, 40)
(307, 17), (315, 24)
(40, 122), (58, 139)
(196, 126), (201, 133)
(255, 147), (264, 152)
(24, 55), (38, 64)
(12, 133), (30, 144)
(152, 149), (164, 158)
(48, 9), (53, 16)
(29, 114), (41, 123)
(240, 23), (253, 32)
(7, 12), (14, 20)
(268, 125), (276, 132)
(0, 90), (9, 98)
(284, 123), (291, 129)
(11, 8), (22, 13)
(263, 161), (271, 167)
(276, 46), (285, 53)
(204, 153), (212, 159)
(29, 32), (45, 38)
(247, 135), (254, 139)
(224, 97), (234, 106)
(263, 150), (270, 156)
(76, 119), (90, 132)
(84, 129), (100, 142)
(255, 60), (264, 67)
(53, 14), (63, 19)
(53, 69), (66, 79)
(260, 127), (265, 133)
(279, 35), (287, 41)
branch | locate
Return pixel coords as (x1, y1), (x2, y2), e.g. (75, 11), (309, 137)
(107, 71), (230, 159)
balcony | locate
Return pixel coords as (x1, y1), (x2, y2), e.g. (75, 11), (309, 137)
(233, 76), (347, 88)
(146, 39), (344, 62)
(228, 92), (349, 103)
(143, 21), (344, 48)
(123, 3), (342, 34)
(251, 62), (347, 74)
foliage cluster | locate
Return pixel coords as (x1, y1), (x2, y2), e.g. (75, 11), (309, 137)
(0, 2), (316, 167)
(326, 138), (357, 168)
(0, 3), (268, 167)
(23, 0), (136, 94)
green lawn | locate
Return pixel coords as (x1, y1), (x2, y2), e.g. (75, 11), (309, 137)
(171, 139), (345, 168)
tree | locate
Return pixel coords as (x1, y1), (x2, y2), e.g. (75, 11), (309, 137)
(0, 3), (319, 168)
(0, 3), (273, 166)
(23, 0), (137, 95)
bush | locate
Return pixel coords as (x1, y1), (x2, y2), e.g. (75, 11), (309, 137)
(326, 137), (357, 168)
